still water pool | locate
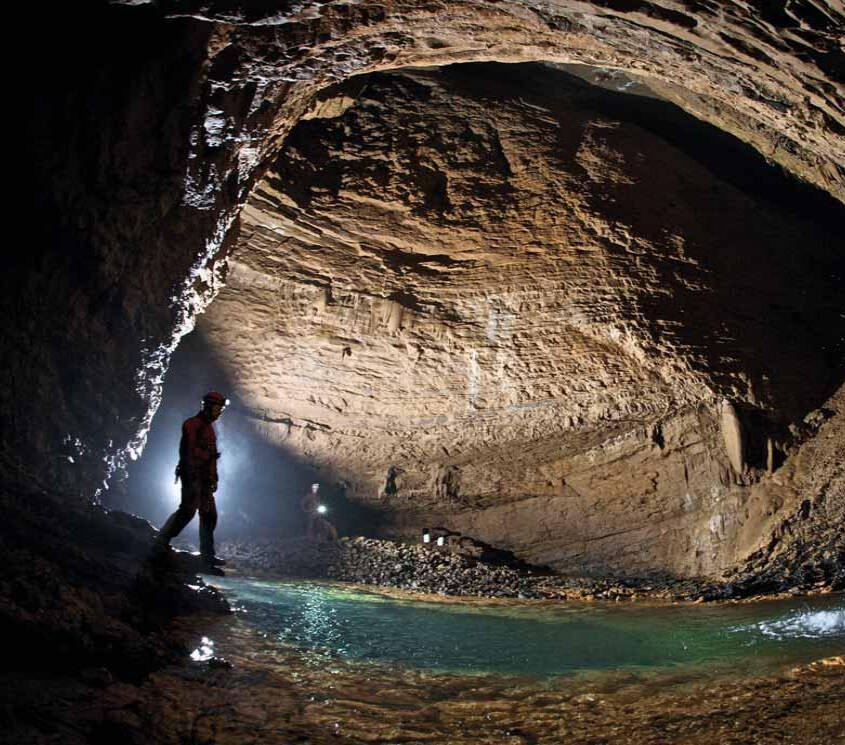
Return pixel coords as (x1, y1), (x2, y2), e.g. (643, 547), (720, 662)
(206, 576), (845, 679)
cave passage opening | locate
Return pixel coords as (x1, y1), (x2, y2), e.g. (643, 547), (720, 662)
(5, 7), (844, 743)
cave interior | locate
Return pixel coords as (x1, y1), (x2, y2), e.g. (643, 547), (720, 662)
(3, 1), (844, 742)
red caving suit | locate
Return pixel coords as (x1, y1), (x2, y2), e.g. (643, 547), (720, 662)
(158, 411), (220, 558)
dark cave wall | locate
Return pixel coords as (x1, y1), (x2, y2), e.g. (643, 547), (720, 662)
(5, 5), (210, 494)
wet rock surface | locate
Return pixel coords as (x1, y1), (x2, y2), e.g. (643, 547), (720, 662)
(5, 617), (843, 745)
(1, 486), (841, 744)
(0, 487), (229, 683)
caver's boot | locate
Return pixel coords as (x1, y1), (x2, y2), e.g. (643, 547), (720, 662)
(151, 531), (173, 558)
(199, 520), (226, 569)
(201, 561), (226, 576)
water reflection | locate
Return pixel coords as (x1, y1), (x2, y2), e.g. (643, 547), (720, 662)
(190, 635), (215, 662)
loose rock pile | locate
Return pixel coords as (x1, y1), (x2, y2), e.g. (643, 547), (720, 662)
(221, 536), (545, 597)
(335, 537), (550, 598)
(219, 536), (689, 601)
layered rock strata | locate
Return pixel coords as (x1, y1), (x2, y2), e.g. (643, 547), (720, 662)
(200, 64), (844, 577)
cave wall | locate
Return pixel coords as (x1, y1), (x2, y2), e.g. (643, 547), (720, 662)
(5, 0), (842, 497)
(5, 5), (219, 494)
(195, 64), (843, 576)
(3, 1), (843, 579)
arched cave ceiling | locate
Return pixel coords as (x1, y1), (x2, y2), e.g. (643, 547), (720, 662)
(168, 0), (845, 205)
(5, 1), (844, 574)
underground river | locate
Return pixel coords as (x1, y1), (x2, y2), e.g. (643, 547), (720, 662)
(33, 572), (835, 745)
(135, 575), (841, 743)
(203, 577), (845, 684)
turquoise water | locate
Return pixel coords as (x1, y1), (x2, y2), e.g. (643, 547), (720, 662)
(206, 576), (845, 679)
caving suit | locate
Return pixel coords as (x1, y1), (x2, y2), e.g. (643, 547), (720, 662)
(158, 411), (220, 558)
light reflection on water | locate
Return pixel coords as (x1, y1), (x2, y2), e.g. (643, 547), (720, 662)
(205, 577), (845, 679)
(739, 607), (845, 640)
(190, 635), (216, 662)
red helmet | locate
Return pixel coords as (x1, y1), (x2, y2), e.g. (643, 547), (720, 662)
(202, 391), (228, 407)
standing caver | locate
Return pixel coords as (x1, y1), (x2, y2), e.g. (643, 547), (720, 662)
(156, 391), (228, 568)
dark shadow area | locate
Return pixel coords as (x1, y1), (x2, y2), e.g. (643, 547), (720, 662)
(107, 328), (381, 544)
(4, 1), (215, 496)
(0, 485), (230, 683)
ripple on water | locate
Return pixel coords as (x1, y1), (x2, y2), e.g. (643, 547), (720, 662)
(740, 607), (845, 640)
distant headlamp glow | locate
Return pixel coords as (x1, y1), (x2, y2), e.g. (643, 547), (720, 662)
(436, 535), (445, 547)
(317, 504), (327, 514)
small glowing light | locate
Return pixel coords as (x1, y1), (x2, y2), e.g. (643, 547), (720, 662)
(317, 504), (327, 514)
(422, 531), (431, 544)
(436, 536), (445, 547)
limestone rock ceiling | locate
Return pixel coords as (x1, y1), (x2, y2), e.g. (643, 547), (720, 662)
(175, 0), (845, 204)
(196, 63), (843, 574)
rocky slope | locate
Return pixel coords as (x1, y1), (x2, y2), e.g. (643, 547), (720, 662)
(0, 487), (229, 683)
